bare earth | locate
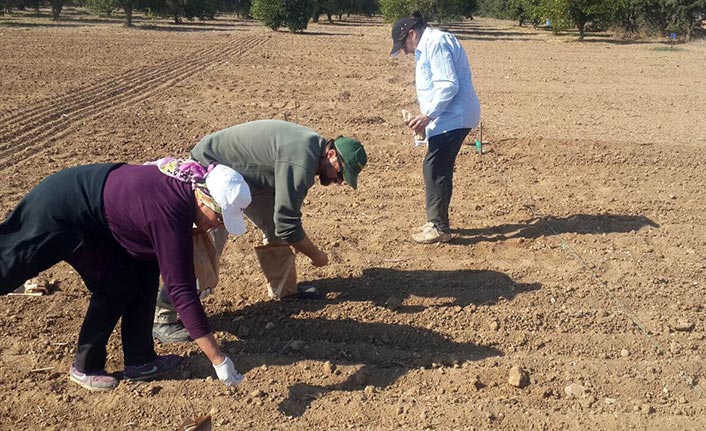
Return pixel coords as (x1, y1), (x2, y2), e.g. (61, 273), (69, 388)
(2, 9), (706, 430)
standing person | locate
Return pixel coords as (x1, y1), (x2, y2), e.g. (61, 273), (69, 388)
(390, 11), (481, 244)
(152, 119), (367, 343)
(1, 159), (250, 391)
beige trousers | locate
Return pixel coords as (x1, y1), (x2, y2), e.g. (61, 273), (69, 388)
(154, 188), (301, 324)
(154, 228), (227, 324)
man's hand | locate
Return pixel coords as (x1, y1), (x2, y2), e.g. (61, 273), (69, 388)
(309, 250), (329, 267)
(408, 114), (431, 136)
(291, 235), (329, 267)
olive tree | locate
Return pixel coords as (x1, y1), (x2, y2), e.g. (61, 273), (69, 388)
(79, 0), (119, 15)
(380, 0), (475, 22)
(541, 0), (622, 40)
(640, 0), (705, 40)
(251, 0), (314, 31)
(509, 0), (542, 26)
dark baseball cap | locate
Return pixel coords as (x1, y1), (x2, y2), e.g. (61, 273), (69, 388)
(333, 137), (367, 190)
(390, 17), (416, 57)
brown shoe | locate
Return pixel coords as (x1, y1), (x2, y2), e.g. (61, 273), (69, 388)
(411, 225), (451, 244)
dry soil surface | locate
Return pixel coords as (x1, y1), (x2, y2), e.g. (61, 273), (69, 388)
(2, 9), (706, 431)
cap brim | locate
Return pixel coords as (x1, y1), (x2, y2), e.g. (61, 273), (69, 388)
(390, 40), (405, 57)
(223, 210), (247, 235)
(343, 167), (358, 190)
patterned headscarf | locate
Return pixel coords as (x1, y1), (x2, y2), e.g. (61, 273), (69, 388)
(146, 157), (221, 213)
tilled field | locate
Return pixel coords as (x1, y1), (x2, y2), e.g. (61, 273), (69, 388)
(2, 9), (706, 430)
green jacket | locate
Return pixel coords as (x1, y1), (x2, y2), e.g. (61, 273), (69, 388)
(190, 120), (327, 243)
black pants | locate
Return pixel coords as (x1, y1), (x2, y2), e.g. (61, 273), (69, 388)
(423, 128), (471, 232)
(1, 163), (158, 373)
(0, 164), (117, 295)
(67, 243), (159, 372)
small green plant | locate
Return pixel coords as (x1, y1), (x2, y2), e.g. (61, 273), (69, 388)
(653, 45), (686, 51)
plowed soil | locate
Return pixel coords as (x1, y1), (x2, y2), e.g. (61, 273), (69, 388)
(2, 9), (706, 431)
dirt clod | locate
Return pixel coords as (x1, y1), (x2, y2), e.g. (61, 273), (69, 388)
(507, 366), (530, 388)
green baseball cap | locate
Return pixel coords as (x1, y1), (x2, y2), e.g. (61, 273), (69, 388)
(333, 137), (367, 190)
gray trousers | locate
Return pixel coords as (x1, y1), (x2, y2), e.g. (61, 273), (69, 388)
(154, 188), (280, 324)
(423, 128), (471, 233)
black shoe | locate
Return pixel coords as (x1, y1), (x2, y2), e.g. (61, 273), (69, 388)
(152, 322), (192, 343)
(124, 355), (183, 381)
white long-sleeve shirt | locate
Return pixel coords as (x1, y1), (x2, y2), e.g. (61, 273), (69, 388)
(415, 27), (481, 138)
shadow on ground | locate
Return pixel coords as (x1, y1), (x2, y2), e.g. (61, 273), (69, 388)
(316, 17), (385, 28)
(450, 213), (659, 246)
(205, 268), (538, 416)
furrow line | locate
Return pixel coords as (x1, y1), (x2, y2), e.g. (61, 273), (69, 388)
(0, 44), (230, 144)
(0, 36), (268, 170)
(0, 36), (267, 143)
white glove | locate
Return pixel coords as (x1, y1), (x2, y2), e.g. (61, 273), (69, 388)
(213, 356), (244, 387)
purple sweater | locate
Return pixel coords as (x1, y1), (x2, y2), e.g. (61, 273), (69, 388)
(103, 164), (211, 339)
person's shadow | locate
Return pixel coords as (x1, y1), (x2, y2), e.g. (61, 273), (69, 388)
(450, 213), (659, 246)
(209, 268), (540, 417)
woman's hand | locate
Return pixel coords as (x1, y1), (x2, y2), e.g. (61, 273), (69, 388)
(213, 356), (244, 387)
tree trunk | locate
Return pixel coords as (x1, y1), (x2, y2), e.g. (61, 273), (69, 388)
(51, 0), (63, 20)
(311, 7), (320, 23)
(577, 16), (586, 41)
(625, 11), (638, 34)
(124, 3), (132, 26)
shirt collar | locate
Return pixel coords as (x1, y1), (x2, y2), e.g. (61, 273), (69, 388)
(415, 27), (430, 55)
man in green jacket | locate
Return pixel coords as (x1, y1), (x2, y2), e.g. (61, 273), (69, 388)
(153, 120), (367, 343)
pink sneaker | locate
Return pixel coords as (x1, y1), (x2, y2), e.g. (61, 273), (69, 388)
(69, 365), (118, 391)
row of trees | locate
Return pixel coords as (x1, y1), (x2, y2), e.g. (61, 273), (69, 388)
(2, 0), (704, 39)
(379, 0), (477, 23)
(477, 0), (705, 41)
(251, 0), (378, 31)
(1, 0), (473, 29)
(2, 0), (251, 23)
(1, 0), (377, 28)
